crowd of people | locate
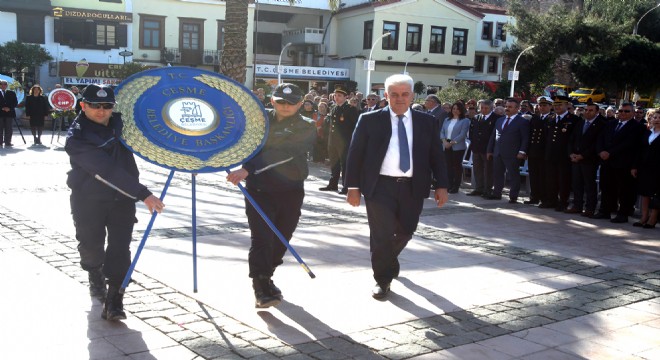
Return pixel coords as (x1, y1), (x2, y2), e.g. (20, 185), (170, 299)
(264, 84), (659, 231)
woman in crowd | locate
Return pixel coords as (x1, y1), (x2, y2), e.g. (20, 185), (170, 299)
(24, 84), (51, 145)
(313, 102), (329, 163)
(440, 101), (470, 193)
(631, 108), (660, 229)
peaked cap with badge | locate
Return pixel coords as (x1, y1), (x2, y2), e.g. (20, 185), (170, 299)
(271, 83), (303, 104)
(82, 84), (116, 104)
(334, 84), (348, 95)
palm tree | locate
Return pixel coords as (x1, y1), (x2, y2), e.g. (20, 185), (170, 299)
(219, 0), (343, 85)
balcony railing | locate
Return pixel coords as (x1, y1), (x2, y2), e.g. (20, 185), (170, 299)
(282, 28), (325, 45)
(161, 48), (223, 65)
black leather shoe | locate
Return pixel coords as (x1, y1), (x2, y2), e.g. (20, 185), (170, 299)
(319, 186), (338, 191)
(485, 194), (502, 200)
(269, 279), (283, 300)
(466, 190), (483, 196)
(253, 277), (281, 308)
(643, 223), (656, 229)
(538, 202), (556, 209)
(523, 200), (539, 205)
(633, 221), (645, 227)
(610, 216), (628, 223)
(338, 188), (348, 195)
(102, 285), (127, 321)
(508, 198), (518, 204)
(590, 212), (611, 220)
(88, 268), (107, 301)
(372, 283), (390, 300)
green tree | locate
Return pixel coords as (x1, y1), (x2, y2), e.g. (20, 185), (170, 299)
(0, 41), (52, 75)
(436, 81), (489, 104)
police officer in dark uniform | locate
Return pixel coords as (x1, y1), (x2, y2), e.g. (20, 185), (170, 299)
(319, 84), (359, 194)
(540, 95), (577, 211)
(524, 96), (551, 205)
(467, 99), (498, 197)
(227, 83), (316, 308)
(65, 85), (164, 321)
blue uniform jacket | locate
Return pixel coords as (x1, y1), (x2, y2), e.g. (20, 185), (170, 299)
(65, 112), (152, 202)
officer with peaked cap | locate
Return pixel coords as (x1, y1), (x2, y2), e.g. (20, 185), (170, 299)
(319, 84), (359, 194)
(540, 95), (577, 211)
(65, 84), (165, 321)
(525, 96), (552, 205)
(227, 83), (316, 308)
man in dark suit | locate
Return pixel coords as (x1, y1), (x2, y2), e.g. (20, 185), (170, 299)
(345, 74), (448, 300)
(486, 98), (530, 203)
(524, 96), (551, 205)
(593, 102), (645, 222)
(467, 99), (498, 197)
(363, 93), (380, 113)
(566, 102), (607, 217)
(540, 95), (578, 211)
(424, 94), (448, 129)
(0, 80), (18, 147)
(319, 84), (359, 194)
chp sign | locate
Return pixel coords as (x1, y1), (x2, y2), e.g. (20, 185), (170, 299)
(48, 88), (77, 111)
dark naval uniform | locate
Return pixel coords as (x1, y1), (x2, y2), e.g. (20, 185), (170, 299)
(526, 112), (548, 204)
(242, 109), (316, 279)
(543, 111), (577, 210)
(65, 112), (153, 287)
(326, 101), (359, 190)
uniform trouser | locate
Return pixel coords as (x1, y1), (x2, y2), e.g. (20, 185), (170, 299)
(527, 156), (545, 202)
(545, 158), (571, 206)
(571, 162), (598, 211)
(0, 117), (13, 145)
(365, 177), (424, 286)
(246, 187), (304, 278)
(493, 155), (522, 199)
(472, 152), (493, 194)
(327, 136), (348, 188)
(445, 149), (464, 190)
(70, 194), (136, 286)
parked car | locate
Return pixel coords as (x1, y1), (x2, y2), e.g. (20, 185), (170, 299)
(568, 88), (607, 103)
(543, 84), (574, 98)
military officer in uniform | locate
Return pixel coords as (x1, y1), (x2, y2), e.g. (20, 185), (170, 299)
(319, 84), (359, 194)
(467, 99), (498, 197)
(524, 96), (551, 205)
(539, 95), (577, 211)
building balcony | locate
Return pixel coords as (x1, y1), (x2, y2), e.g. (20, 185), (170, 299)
(161, 48), (223, 66)
(282, 28), (325, 45)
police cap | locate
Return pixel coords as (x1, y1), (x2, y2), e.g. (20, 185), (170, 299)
(82, 84), (116, 104)
(271, 83), (303, 104)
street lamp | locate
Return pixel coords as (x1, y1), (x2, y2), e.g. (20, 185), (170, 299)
(365, 32), (391, 94)
(625, 2), (660, 102)
(277, 42), (293, 84)
(403, 51), (419, 75)
(509, 45), (535, 98)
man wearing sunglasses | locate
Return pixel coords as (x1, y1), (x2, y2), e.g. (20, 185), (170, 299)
(227, 83), (316, 308)
(594, 102), (645, 222)
(65, 84), (165, 321)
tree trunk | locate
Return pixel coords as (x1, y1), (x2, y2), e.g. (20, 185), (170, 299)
(220, 0), (249, 84)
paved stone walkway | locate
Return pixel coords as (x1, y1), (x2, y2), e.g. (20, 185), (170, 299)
(1, 136), (659, 359)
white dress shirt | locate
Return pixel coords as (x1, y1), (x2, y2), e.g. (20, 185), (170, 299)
(380, 108), (413, 177)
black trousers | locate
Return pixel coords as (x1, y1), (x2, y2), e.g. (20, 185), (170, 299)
(527, 156), (545, 202)
(70, 194), (136, 286)
(544, 158), (571, 206)
(327, 135), (349, 188)
(571, 162), (598, 211)
(365, 176), (424, 286)
(472, 152), (493, 194)
(445, 149), (464, 190)
(245, 187), (304, 278)
(0, 116), (13, 145)
(599, 164), (636, 217)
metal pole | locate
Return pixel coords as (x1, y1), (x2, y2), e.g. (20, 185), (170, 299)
(192, 173), (198, 293)
(120, 170), (175, 293)
(509, 45), (535, 98)
(365, 32), (391, 95)
(403, 51), (419, 75)
(277, 42), (292, 85)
